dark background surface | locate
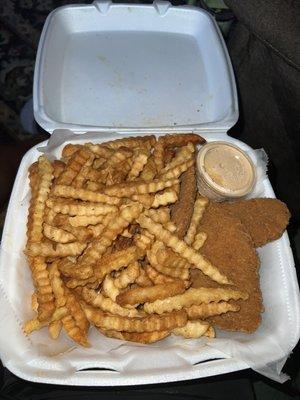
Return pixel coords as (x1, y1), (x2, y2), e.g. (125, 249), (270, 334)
(0, 0), (299, 398)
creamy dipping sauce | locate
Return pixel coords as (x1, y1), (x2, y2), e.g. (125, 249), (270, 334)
(196, 142), (256, 201)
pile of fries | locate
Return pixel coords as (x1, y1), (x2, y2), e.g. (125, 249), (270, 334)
(24, 134), (248, 346)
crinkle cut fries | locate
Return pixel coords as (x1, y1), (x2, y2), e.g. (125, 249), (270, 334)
(24, 134), (248, 346)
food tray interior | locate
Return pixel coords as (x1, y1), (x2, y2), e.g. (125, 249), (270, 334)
(34, 3), (237, 132)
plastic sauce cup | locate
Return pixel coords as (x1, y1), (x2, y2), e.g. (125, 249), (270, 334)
(196, 141), (256, 201)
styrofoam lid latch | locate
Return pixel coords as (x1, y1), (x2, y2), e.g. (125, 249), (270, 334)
(93, 0), (112, 14)
(154, 0), (171, 16)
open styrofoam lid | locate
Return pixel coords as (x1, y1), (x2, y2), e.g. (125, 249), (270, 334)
(33, 1), (238, 134)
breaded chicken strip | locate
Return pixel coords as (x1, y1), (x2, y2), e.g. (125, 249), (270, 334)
(220, 198), (290, 247)
(170, 164), (197, 239)
(193, 202), (263, 333)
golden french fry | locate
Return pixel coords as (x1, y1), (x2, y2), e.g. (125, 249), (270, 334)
(53, 214), (94, 242)
(60, 288), (90, 347)
(135, 267), (153, 287)
(23, 306), (68, 334)
(204, 326), (216, 338)
(127, 150), (149, 181)
(82, 287), (141, 318)
(145, 264), (177, 285)
(86, 143), (114, 158)
(83, 303), (187, 333)
(65, 288), (89, 334)
(101, 329), (169, 343)
(29, 256), (55, 321)
(71, 152), (95, 189)
(101, 135), (155, 150)
(43, 223), (76, 243)
(27, 156), (54, 243)
(161, 143), (195, 173)
(159, 159), (194, 181)
(172, 320), (210, 338)
(66, 246), (140, 288)
(56, 147), (92, 186)
(102, 275), (120, 302)
(24, 318), (46, 334)
(26, 242), (86, 258)
(107, 148), (133, 166)
(68, 215), (107, 227)
(62, 315), (90, 347)
(164, 221), (177, 233)
(157, 246), (190, 269)
(146, 208), (170, 224)
(46, 199), (118, 216)
(85, 180), (104, 191)
(116, 281), (186, 306)
(153, 262), (189, 281)
(86, 166), (109, 183)
(52, 160), (66, 180)
(104, 178), (179, 197)
(137, 214), (231, 285)
(113, 262), (140, 289)
(44, 207), (57, 225)
(159, 133), (205, 148)
(79, 203), (142, 266)
(51, 185), (120, 205)
(31, 292), (38, 312)
(132, 189), (178, 209)
(28, 161), (39, 194)
(134, 231), (154, 252)
(58, 258), (93, 279)
(48, 261), (66, 308)
(144, 287), (248, 314)
(93, 157), (106, 169)
(120, 228), (132, 238)
(106, 160), (132, 185)
(48, 320), (62, 339)
(148, 242), (190, 281)
(61, 144), (83, 159)
(185, 302), (240, 319)
(140, 154), (157, 181)
(184, 197), (209, 245)
(192, 232), (207, 251)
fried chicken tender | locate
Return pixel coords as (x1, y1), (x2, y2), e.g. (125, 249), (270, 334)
(219, 198), (290, 247)
(171, 164), (197, 238)
(194, 201), (263, 333)
(138, 214), (231, 285)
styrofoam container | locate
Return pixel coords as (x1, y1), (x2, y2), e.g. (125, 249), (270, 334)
(0, 0), (299, 386)
(33, 0), (238, 133)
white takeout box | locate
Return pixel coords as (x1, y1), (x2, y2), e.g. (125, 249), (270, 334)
(0, 1), (299, 386)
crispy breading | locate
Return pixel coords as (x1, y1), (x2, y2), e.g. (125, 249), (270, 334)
(219, 198), (290, 248)
(193, 201), (263, 333)
(170, 164), (197, 238)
